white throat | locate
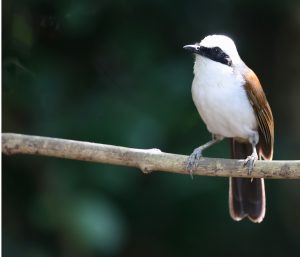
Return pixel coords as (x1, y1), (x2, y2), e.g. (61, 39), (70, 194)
(191, 55), (257, 140)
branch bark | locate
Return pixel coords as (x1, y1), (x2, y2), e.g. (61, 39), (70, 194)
(2, 133), (300, 179)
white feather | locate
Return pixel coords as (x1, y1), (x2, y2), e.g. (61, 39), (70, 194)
(191, 35), (257, 140)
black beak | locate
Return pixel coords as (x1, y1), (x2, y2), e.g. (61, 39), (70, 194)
(183, 44), (200, 54)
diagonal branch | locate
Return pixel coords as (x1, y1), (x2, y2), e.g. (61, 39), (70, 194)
(2, 133), (300, 179)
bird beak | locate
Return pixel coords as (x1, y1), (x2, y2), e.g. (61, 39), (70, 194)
(183, 44), (200, 54)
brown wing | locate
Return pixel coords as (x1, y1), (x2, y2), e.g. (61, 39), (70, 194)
(244, 70), (274, 160)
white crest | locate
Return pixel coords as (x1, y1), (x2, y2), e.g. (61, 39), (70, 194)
(199, 35), (241, 65)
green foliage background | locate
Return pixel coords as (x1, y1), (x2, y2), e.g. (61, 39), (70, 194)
(3, 0), (300, 256)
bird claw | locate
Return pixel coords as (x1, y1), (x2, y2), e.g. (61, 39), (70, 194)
(186, 147), (203, 176)
(244, 154), (258, 175)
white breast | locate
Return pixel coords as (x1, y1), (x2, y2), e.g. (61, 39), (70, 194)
(192, 57), (257, 139)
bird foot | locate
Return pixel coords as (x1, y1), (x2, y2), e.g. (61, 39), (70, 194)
(244, 153), (258, 175)
(186, 147), (204, 176)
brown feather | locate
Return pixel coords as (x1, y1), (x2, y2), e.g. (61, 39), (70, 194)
(229, 140), (266, 223)
(243, 70), (274, 160)
(229, 70), (273, 223)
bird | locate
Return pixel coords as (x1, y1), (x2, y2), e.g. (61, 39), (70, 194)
(183, 35), (274, 223)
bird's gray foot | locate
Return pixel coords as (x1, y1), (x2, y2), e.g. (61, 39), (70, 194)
(244, 152), (258, 175)
(186, 147), (204, 174)
(186, 136), (223, 177)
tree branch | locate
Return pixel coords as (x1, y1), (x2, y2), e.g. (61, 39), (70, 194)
(2, 133), (300, 179)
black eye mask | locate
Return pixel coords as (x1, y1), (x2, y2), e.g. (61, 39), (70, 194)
(198, 46), (232, 66)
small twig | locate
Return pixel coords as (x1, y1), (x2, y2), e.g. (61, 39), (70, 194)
(2, 133), (300, 179)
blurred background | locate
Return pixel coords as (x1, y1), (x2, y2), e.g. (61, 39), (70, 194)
(3, 0), (300, 256)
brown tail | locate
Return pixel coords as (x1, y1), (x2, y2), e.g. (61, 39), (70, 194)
(229, 139), (266, 223)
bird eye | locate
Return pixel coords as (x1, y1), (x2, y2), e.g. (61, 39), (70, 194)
(213, 47), (221, 53)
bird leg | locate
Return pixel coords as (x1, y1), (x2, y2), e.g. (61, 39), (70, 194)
(186, 135), (223, 174)
(244, 133), (259, 175)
